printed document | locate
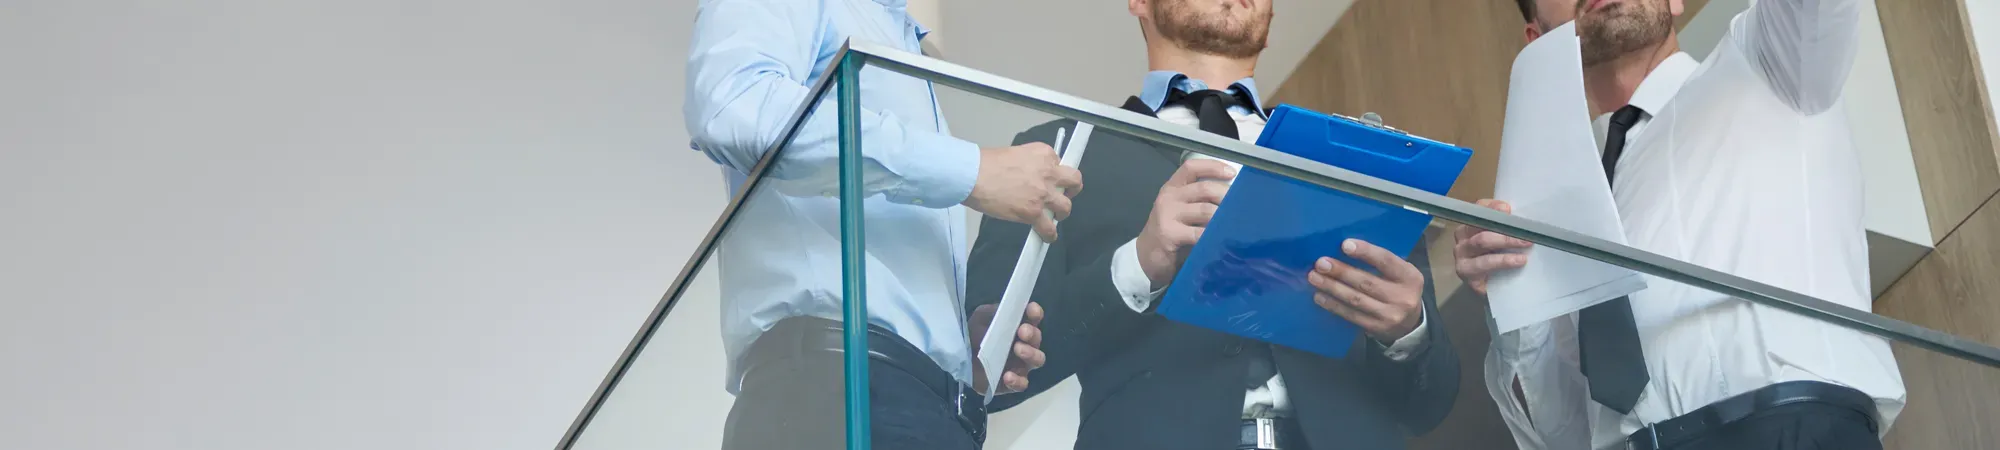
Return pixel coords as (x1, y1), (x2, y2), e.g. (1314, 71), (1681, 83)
(1489, 23), (1647, 333)
(976, 123), (1092, 399)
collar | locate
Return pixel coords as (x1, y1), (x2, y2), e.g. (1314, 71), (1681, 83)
(867, 0), (929, 39)
(1625, 52), (1698, 115)
(1139, 71), (1266, 118)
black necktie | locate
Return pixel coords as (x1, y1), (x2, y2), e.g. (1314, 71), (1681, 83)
(1163, 86), (1245, 141)
(1581, 105), (1650, 414)
(1162, 84), (1273, 390)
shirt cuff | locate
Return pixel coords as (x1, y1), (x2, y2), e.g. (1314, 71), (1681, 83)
(1377, 309), (1431, 362)
(1111, 239), (1167, 313)
(883, 130), (979, 208)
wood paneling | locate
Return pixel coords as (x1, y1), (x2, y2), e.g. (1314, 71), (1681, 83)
(1876, 0), (2000, 241)
(1269, 0), (1523, 201)
(1877, 195), (2000, 449)
(1271, 0), (1711, 202)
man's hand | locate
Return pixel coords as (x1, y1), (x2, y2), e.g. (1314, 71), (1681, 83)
(1451, 199), (1534, 295)
(1307, 239), (1427, 342)
(1136, 159), (1236, 289)
(968, 302), (1046, 394)
(965, 143), (1084, 241)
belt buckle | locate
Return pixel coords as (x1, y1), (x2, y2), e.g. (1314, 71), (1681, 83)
(955, 388), (985, 443)
(1254, 417), (1279, 450)
(1628, 422), (1660, 450)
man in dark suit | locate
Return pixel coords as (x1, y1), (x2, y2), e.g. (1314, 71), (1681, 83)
(964, 0), (1459, 449)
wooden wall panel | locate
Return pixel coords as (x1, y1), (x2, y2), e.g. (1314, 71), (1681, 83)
(1877, 196), (2000, 449)
(1268, 0), (1522, 202)
(1271, 0), (1711, 202)
(1876, 0), (2000, 241)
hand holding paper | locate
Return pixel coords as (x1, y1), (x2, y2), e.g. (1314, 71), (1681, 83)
(1482, 22), (1647, 333)
(974, 124), (1092, 398)
(969, 301), (1045, 394)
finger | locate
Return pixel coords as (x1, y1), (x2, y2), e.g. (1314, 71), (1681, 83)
(1340, 239), (1423, 284)
(1458, 199), (1511, 242)
(1167, 223), (1205, 249)
(1170, 159), (1238, 187)
(1033, 215), (1059, 242)
(1177, 180), (1229, 205)
(1045, 194), (1073, 221)
(1002, 371), (1030, 393)
(1316, 271), (1394, 325)
(1013, 341), (1046, 369)
(1023, 301), (1045, 326)
(1455, 253), (1528, 280)
(1177, 202), (1220, 227)
(1017, 322), (1042, 349)
(1466, 230), (1534, 254)
(1317, 256), (1390, 302)
(1054, 166), (1084, 197)
(1309, 276), (1382, 326)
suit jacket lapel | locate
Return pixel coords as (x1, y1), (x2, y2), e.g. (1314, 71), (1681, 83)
(1119, 96), (1188, 164)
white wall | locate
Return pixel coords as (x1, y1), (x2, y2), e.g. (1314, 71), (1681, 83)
(0, 1), (729, 449)
(1967, 0), (2000, 127)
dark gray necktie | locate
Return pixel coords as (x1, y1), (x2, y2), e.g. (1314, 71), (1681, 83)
(1581, 105), (1651, 414)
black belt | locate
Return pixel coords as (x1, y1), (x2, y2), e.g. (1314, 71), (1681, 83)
(1237, 418), (1306, 450)
(1627, 380), (1877, 450)
(739, 316), (987, 444)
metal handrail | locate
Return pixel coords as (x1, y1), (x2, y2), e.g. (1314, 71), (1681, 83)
(843, 41), (2000, 368)
(556, 38), (2000, 450)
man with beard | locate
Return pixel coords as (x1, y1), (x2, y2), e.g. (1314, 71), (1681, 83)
(1459, 0), (1904, 449)
(966, 1), (1459, 449)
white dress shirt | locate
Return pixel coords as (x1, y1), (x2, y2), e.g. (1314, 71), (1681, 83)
(1106, 72), (1431, 417)
(1487, 1), (1906, 448)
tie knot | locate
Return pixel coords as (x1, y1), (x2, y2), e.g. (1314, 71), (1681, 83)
(1610, 105), (1645, 129)
(1164, 85), (1251, 112)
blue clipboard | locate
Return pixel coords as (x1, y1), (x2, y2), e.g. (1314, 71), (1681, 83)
(1156, 105), (1472, 359)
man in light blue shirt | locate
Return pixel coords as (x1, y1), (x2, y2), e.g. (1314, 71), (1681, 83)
(684, 0), (1079, 448)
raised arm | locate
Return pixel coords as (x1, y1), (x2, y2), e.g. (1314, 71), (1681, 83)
(684, 0), (978, 206)
(1731, 0), (1862, 114)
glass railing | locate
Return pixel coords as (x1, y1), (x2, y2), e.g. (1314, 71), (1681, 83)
(558, 42), (2000, 450)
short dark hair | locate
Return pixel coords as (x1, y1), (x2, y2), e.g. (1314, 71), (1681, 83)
(1513, 0), (1536, 23)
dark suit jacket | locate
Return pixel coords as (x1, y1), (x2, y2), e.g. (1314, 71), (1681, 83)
(967, 97), (1459, 450)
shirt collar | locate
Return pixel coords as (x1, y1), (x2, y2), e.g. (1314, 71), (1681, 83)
(1139, 71), (1266, 117)
(1626, 52), (1699, 115)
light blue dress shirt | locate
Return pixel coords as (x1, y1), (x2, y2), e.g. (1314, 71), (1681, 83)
(1137, 71), (1268, 119)
(684, 0), (979, 392)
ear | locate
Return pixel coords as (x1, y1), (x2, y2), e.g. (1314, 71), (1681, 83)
(1668, 0), (1685, 16)
(1524, 23), (1543, 44)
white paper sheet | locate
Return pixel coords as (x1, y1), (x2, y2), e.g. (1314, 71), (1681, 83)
(976, 123), (1092, 400)
(1488, 23), (1648, 333)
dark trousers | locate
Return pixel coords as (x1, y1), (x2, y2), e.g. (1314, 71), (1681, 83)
(1656, 402), (1881, 450)
(720, 347), (978, 450)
